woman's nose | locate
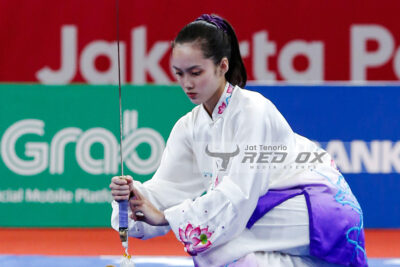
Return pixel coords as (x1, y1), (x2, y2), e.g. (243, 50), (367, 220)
(183, 76), (194, 90)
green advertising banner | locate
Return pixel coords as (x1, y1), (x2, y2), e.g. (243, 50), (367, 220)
(0, 84), (193, 227)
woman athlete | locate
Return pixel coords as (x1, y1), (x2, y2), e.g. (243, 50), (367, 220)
(110, 14), (367, 267)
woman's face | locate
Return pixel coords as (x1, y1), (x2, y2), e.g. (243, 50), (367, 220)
(171, 42), (227, 108)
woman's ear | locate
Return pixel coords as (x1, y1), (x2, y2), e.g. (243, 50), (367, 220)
(220, 57), (229, 75)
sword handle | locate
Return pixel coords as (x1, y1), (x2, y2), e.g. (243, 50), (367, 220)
(118, 176), (129, 249)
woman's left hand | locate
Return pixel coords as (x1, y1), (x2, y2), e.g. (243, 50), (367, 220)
(129, 186), (169, 226)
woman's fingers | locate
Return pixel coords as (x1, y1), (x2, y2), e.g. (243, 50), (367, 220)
(129, 198), (143, 206)
(129, 199), (145, 221)
(130, 211), (145, 221)
(131, 185), (144, 200)
(124, 175), (133, 184)
(130, 211), (144, 221)
(113, 195), (129, 201)
(123, 185), (166, 225)
(110, 182), (130, 199)
(109, 183), (130, 191)
(111, 176), (128, 184)
(111, 189), (130, 197)
(109, 176), (134, 201)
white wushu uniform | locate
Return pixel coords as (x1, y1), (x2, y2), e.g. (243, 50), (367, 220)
(111, 83), (366, 267)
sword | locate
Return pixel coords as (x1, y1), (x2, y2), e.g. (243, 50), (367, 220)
(115, 0), (130, 257)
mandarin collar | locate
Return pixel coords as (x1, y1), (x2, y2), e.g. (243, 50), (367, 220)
(202, 82), (235, 122)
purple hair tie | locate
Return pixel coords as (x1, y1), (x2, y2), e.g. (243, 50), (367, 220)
(195, 14), (228, 33)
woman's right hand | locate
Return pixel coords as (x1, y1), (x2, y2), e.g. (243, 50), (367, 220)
(109, 175), (133, 201)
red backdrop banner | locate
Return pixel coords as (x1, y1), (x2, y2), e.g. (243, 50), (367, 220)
(1, 0), (399, 84)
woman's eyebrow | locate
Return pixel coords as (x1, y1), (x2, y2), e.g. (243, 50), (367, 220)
(172, 65), (202, 72)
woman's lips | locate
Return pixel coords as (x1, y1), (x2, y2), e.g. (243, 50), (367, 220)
(186, 92), (197, 99)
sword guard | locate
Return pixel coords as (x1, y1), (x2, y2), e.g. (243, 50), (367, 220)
(119, 227), (128, 243)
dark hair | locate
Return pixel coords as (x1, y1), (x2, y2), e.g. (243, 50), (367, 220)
(172, 14), (247, 88)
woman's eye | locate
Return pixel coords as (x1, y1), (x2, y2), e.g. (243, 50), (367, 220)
(191, 71), (202, 76)
(175, 72), (183, 77)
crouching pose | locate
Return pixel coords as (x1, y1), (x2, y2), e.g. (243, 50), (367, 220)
(110, 14), (367, 267)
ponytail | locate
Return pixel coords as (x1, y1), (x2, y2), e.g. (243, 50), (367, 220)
(222, 18), (247, 88)
(173, 14), (247, 87)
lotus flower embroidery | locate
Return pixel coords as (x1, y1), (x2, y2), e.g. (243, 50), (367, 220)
(179, 223), (213, 256)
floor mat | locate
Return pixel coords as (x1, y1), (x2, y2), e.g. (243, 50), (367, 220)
(0, 255), (194, 267)
(0, 255), (399, 267)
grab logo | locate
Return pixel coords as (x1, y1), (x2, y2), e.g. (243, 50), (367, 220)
(0, 110), (165, 176)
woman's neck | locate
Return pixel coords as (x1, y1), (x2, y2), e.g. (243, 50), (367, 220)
(203, 80), (227, 117)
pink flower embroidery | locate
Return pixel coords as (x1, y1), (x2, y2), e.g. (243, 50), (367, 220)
(218, 102), (226, 114)
(214, 176), (219, 187)
(178, 223), (213, 256)
(227, 85), (233, 93)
